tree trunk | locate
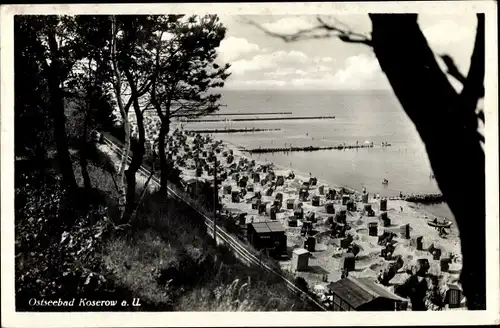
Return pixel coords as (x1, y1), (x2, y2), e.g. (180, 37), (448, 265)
(45, 27), (78, 194)
(159, 117), (170, 193)
(124, 96), (146, 221)
(369, 14), (485, 310)
(79, 109), (92, 190)
(48, 74), (78, 193)
(110, 15), (130, 222)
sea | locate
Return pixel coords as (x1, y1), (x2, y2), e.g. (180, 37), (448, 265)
(182, 89), (455, 223)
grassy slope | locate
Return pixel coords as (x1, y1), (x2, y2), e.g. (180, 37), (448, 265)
(74, 156), (315, 311)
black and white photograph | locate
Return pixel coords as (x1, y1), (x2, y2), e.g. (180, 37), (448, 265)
(1, 1), (499, 327)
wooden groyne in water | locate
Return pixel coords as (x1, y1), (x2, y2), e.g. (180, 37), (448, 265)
(208, 112), (293, 116)
(187, 115), (336, 123)
(185, 128), (282, 134)
(389, 193), (445, 204)
(246, 143), (374, 154)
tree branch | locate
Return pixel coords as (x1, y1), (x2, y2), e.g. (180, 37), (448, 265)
(241, 16), (372, 46)
(460, 14), (485, 109)
(439, 54), (467, 85)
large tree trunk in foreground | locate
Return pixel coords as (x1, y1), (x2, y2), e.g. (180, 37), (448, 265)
(369, 14), (485, 310)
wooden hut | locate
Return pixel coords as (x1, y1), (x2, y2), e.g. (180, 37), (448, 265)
(326, 277), (408, 311)
(291, 248), (309, 271)
(312, 195), (320, 207)
(342, 194), (350, 205)
(247, 221), (286, 251)
(361, 193), (369, 203)
(286, 199), (295, 210)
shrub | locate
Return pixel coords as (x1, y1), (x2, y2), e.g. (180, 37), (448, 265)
(15, 173), (116, 310)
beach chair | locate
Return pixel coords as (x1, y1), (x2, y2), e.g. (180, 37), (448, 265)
(258, 203), (267, 215)
(301, 221), (312, 236)
(305, 211), (316, 223)
(251, 198), (261, 210)
(325, 202), (335, 214)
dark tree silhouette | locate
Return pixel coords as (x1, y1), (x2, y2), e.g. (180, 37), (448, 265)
(14, 16), (81, 193)
(247, 13), (486, 310)
(149, 15), (231, 194)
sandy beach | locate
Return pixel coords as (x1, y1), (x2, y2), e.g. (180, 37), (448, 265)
(174, 126), (463, 304)
(101, 120), (465, 310)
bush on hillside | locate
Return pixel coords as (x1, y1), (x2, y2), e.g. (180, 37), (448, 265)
(15, 173), (117, 310)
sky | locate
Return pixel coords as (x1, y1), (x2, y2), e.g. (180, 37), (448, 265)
(215, 14), (478, 91)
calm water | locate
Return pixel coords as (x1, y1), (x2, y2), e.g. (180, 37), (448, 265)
(183, 89), (454, 221)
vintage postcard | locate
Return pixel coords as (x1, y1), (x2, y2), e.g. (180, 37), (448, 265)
(1, 1), (498, 327)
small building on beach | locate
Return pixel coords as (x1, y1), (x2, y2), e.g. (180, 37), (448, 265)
(247, 221), (286, 252)
(326, 277), (408, 311)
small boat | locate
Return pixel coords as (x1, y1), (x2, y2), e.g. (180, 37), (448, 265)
(427, 218), (453, 228)
(382, 179), (389, 185)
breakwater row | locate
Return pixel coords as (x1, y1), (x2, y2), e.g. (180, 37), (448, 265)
(208, 112), (293, 116)
(389, 193), (445, 204)
(186, 115), (336, 123)
(184, 128), (282, 134)
(245, 143), (375, 154)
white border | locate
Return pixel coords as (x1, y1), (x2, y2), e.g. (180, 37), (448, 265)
(1, 2), (498, 327)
